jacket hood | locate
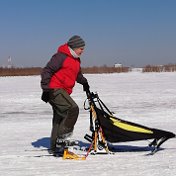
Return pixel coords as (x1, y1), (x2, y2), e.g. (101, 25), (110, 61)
(57, 43), (72, 57)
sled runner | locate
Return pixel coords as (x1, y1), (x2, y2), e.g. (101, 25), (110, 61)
(84, 90), (175, 155)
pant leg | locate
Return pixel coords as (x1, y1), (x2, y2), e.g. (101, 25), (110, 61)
(50, 108), (63, 150)
(57, 101), (79, 138)
(49, 89), (79, 142)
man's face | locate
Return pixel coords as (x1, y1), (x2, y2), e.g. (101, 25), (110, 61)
(74, 47), (85, 57)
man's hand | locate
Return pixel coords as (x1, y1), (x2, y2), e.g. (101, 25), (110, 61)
(83, 82), (90, 92)
(41, 91), (50, 103)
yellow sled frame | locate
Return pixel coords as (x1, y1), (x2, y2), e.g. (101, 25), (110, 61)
(90, 104), (111, 154)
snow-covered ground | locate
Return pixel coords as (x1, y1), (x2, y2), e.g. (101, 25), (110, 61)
(0, 72), (175, 176)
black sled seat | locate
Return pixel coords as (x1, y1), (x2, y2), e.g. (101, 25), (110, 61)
(97, 108), (175, 143)
(84, 91), (175, 154)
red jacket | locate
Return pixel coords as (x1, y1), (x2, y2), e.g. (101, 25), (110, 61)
(41, 44), (87, 94)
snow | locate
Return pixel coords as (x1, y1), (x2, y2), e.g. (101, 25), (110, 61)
(0, 72), (176, 176)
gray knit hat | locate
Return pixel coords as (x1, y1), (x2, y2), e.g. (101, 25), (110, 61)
(67, 35), (85, 49)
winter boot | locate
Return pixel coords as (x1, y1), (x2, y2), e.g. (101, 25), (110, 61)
(54, 139), (66, 156)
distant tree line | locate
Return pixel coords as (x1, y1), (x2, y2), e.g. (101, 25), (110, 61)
(81, 66), (129, 74)
(0, 66), (130, 76)
(0, 67), (42, 76)
(142, 64), (176, 72)
(0, 64), (176, 76)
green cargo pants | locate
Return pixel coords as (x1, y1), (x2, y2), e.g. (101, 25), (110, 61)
(49, 89), (79, 150)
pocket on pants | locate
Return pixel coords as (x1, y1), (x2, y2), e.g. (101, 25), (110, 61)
(50, 89), (72, 114)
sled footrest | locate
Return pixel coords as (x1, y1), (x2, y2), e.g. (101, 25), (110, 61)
(63, 148), (86, 160)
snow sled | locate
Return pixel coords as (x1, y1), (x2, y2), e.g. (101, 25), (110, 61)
(84, 90), (175, 155)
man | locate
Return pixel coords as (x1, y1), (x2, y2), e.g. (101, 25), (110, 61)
(41, 35), (89, 154)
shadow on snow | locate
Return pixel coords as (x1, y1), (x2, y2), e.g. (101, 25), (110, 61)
(31, 137), (163, 153)
(31, 137), (50, 149)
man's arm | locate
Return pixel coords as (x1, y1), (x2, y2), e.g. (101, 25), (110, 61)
(41, 53), (66, 90)
(76, 69), (88, 85)
(76, 69), (90, 92)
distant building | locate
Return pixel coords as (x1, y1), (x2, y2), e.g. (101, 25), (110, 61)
(114, 63), (122, 68)
(7, 56), (13, 68)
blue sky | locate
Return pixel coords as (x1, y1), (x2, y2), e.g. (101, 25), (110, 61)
(0, 0), (176, 67)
